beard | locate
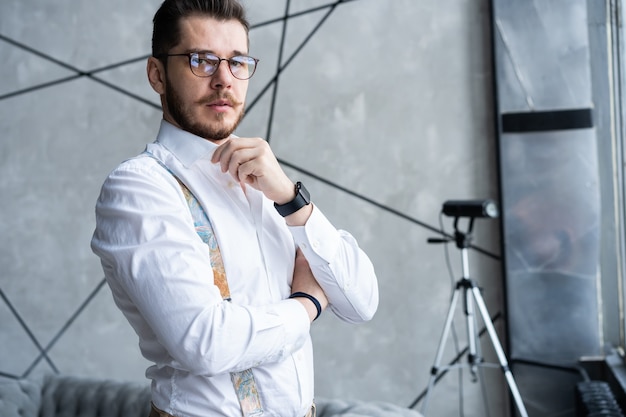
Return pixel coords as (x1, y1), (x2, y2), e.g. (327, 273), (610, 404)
(164, 80), (245, 141)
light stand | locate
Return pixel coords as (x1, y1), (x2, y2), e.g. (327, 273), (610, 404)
(419, 202), (528, 417)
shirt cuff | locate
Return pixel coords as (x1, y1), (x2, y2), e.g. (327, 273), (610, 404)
(288, 206), (340, 266)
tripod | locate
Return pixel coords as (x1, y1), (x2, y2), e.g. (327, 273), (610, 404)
(420, 216), (528, 417)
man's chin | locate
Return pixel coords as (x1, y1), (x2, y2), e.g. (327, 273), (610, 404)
(169, 107), (244, 141)
(186, 121), (237, 141)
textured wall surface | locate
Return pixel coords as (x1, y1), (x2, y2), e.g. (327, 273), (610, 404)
(0, 0), (506, 415)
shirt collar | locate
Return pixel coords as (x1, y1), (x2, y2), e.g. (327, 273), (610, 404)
(155, 119), (219, 168)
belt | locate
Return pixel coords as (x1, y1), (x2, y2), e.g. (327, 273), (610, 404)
(150, 402), (316, 417)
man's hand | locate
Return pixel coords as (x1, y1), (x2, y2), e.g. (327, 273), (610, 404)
(291, 249), (328, 322)
(211, 137), (295, 204)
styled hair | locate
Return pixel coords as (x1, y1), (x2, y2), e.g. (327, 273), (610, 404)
(152, 0), (250, 58)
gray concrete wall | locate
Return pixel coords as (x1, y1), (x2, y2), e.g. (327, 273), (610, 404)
(0, 0), (505, 415)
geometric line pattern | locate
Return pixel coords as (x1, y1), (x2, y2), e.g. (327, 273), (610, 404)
(18, 279), (108, 379)
(0, 0), (499, 381)
(0, 287), (58, 378)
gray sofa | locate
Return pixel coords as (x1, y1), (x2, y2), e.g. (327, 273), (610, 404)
(0, 374), (422, 417)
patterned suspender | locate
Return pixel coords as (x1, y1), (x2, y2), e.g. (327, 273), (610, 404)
(143, 152), (263, 416)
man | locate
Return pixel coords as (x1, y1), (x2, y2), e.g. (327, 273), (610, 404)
(90, 0), (379, 416)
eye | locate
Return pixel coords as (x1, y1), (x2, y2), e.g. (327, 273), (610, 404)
(189, 54), (201, 67)
(194, 54), (219, 67)
(229, 57), (246, 67)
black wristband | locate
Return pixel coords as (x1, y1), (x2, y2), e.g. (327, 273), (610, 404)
(274, 182), (311, 217)
(289, 291), (322, 321)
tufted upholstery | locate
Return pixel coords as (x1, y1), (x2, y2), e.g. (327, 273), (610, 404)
(0, 374), (422, 417)
(39, 375), (152, 417)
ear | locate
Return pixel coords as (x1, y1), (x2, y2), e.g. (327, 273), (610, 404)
(147, 57), (166, 95)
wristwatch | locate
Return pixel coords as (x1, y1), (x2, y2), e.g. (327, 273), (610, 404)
(274, 181), (311, 217)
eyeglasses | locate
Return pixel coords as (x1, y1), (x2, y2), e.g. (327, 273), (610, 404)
(158, 52), (259, 80)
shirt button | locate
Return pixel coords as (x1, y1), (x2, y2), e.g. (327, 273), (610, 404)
(312, 241), (320, 249)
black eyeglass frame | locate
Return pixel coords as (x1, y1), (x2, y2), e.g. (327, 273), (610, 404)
(156, 52), (260, 80)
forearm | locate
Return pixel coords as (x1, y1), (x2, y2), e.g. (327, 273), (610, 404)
(102, 239), (312, 376)
(288, 207), (379, 323)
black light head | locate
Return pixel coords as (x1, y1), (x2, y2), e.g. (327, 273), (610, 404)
(442, 199), (499, 219)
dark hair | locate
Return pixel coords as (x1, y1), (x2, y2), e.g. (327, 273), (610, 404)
(152, 0), (250, 58)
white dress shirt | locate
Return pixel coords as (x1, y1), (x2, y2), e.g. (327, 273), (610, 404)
(91, 120), (379, 417)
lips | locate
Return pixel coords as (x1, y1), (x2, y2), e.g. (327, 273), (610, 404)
(208, 99), (232, 107)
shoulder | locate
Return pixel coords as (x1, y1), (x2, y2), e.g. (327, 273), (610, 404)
(106, 152), (173, 183)
(98, 152), (182, 204)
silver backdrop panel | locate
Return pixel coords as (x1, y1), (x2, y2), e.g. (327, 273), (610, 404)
(492, 0), (602, 415)
(494, 0), (592, 111)
(501, 128), (601, 361)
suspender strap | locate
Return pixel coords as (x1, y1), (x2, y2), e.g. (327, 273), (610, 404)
(177, 181), (232, 301)
(143, 151), (264, 416)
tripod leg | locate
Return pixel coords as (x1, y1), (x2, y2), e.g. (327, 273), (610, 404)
(421, 287), (461, 416)
(464, 286), (479, 381)
(470, 287), (529, 417)
(469, 302), (493, 417)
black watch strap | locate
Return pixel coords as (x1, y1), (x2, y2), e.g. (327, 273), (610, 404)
(274, 181), (311, 217)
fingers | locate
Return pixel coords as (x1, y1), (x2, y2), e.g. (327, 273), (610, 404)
(230, 150), (257, 184)
(212, 138), (259, 179)
(212, 138), (268, 180)
(211, 137), (295, 203)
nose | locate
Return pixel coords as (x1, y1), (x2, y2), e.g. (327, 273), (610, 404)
(210, 59), (233, 89)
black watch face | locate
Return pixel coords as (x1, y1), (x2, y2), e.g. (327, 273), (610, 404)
(297, 182), (310, 204)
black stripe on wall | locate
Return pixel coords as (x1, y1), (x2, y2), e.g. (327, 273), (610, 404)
(501, 108), (594, 133)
